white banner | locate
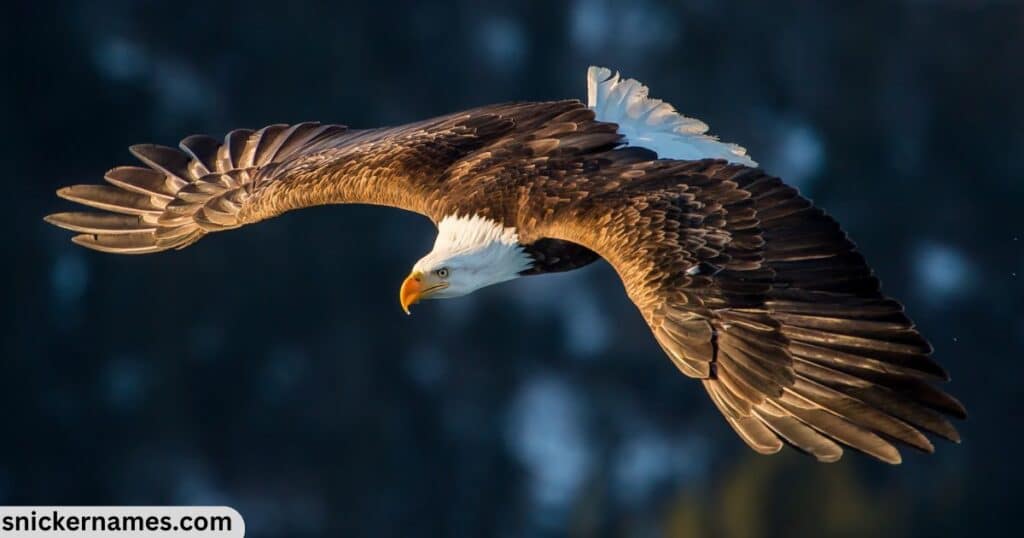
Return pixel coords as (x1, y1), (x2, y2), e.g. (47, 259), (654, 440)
(0, 507), (244, 537)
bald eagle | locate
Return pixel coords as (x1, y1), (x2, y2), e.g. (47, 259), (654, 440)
(46, 67), (964, 464)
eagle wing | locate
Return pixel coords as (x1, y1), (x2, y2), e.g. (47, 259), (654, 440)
(45, 101), (583, 253)
(527, 156), (965, 463)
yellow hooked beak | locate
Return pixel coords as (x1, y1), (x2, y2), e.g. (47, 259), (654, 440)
(399, 271), (448, 314)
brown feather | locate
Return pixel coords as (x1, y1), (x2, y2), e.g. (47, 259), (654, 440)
(45, 212), (154, 235)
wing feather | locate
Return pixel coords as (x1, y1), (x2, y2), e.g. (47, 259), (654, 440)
(103, 166), (178, 200)
(44, 212), (155, 235)
(179, 134), (221, 178)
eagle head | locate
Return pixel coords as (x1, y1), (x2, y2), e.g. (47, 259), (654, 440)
(400, 214), (533, 314)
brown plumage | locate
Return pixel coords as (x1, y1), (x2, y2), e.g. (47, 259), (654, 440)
(45, 96), (964, 464)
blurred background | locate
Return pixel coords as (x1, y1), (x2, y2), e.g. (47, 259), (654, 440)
(5, 0), (1023, 536)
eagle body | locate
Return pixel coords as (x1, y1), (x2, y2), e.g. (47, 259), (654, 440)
(46, 67), (965, 464)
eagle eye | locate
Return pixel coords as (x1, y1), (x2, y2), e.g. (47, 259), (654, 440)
(436, 267), (449, 278)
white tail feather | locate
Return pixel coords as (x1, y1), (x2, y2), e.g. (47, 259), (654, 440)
(587, 66), (757, 167)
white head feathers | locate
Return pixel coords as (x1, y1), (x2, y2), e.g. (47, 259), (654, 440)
(411, 214), (533, 297)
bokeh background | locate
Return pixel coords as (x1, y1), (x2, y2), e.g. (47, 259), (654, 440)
(6, 0), (1023, 536)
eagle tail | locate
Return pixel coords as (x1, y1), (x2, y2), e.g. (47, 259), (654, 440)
(45, 123), (346, 254)
(586, 66), (757, 166)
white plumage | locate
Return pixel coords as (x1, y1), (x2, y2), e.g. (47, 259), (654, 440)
(411, 214), (532, 298)
(587, 66), (757, 167)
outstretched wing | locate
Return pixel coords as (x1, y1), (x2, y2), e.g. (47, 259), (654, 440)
(46, 101), (583, 253)
(528, 156), (964, 463)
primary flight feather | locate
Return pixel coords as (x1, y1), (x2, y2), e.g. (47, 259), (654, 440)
(46, 66), (965, 464)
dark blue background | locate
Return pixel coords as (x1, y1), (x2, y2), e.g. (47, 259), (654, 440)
(6, 1), (1022, 536)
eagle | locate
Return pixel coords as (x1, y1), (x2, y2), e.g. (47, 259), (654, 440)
(46, 66), (964, 464)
